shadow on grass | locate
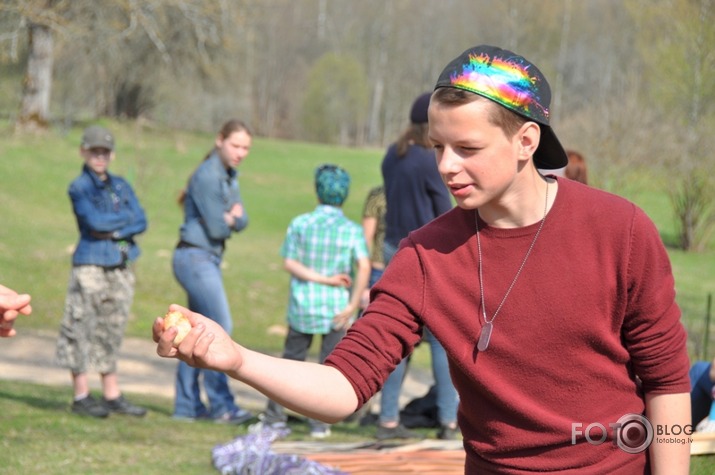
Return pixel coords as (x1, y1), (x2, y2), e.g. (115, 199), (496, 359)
(0, 387), (68, 412)
(0, 381), (175, 419)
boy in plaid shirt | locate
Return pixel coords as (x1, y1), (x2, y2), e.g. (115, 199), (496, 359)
(259, 164), (370, 438)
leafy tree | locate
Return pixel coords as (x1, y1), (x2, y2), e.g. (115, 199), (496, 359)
(300, 52), (368, 145)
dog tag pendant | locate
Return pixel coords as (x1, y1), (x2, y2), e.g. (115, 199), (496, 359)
(477, 322), (493, 351)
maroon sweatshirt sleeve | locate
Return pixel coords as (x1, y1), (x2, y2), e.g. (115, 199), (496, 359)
(621, 206), (690, 394)
(324, 239), (426, 407)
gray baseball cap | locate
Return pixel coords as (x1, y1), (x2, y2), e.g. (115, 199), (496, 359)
(81, 125), (115, 150)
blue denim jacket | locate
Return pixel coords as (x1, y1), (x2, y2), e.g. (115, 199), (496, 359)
(178, 152), (248, 256)
(69, 165), (147, 267)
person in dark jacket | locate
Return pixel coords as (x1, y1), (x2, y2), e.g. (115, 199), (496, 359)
(378, 92), (459, 441)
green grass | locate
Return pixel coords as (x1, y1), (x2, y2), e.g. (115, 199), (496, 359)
(2, 380), (715, 474)
(0, 380), (390, 475)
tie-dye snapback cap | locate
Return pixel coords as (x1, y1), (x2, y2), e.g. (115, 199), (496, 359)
(434, 45), (567, 170)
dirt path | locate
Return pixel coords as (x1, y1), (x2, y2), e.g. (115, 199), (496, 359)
(0, 329), (432, 413)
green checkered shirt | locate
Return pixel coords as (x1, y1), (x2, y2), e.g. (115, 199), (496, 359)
(281, 205), (369, 334)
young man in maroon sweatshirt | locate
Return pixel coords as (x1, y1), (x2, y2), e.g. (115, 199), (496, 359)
(155, 45), (690, 474)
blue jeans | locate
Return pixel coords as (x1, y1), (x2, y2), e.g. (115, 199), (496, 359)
(690, 361), (715, 426)
(172, 246), (240, 418)
(424, 327), (458, 425)
(379, 241), (458, 426)
(383, 240), (399, 268)
(369, 266), (384, 288)
(378, 328), (458, 426)
(379, 357), (409, 424)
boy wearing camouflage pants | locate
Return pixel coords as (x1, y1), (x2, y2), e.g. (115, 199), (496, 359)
(55, 125), (148, 418)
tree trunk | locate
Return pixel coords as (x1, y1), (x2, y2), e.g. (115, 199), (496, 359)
(17, 22), (54, 131)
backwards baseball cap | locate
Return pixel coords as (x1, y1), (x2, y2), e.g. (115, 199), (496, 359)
(81, 125), (115, 151)
(434, 45), (567, 169)
(315, 164), (350, 206)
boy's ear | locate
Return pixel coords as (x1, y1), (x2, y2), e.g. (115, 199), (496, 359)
(518, 122), (540, 159)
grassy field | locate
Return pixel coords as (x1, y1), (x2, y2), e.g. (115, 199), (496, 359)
(1, 382), (714, 474)
(1, 120), (715, 473)
(0, 380), (388, 474)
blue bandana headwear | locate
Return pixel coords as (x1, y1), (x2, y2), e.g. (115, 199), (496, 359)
(315, 164), (350, 206)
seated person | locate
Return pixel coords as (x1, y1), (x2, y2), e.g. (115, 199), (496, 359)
(690, 357), (715, 432)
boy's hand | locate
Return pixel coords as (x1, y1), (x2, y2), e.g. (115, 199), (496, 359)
(324, 273), (352, 288)
(332, 304), (357, 330)
(359, 288), (371, 309)
(153, 304), (243, 374)
(0, 285), (32, 338)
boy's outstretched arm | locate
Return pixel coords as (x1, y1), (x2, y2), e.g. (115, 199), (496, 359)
(154, 304), (359, 423)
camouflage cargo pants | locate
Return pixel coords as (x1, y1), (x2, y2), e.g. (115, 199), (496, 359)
(55, 265), (135, 374)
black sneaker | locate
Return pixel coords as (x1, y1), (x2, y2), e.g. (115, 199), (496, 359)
(375, 423), (421, 440)
(214, 408), (253, 425)
(72, 395), (110, 418)
(102, 395), (147, 417)
(437, 424), (461, 440)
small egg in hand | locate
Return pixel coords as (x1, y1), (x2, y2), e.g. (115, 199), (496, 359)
(163, 310), (191, 345)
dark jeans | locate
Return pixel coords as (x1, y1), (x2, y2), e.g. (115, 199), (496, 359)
(691, 361), (715, 426)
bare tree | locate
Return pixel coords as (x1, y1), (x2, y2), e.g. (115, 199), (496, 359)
(2, 0), (238, 130)
(1, 0), (66, 131)
(18, 19), (53, 130)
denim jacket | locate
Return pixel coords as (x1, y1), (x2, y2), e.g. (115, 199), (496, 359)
(69, 164), (147, 267)
(178, 152), (248, 256)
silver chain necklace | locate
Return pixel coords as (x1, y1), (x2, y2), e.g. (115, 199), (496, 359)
(475, 183), (549, 352)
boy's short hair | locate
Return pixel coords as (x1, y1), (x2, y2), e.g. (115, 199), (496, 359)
(315, 164), (350, 206)
(433, 44), (567, 170)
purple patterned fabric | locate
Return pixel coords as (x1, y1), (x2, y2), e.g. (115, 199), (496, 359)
(211, 426), (348, 475)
